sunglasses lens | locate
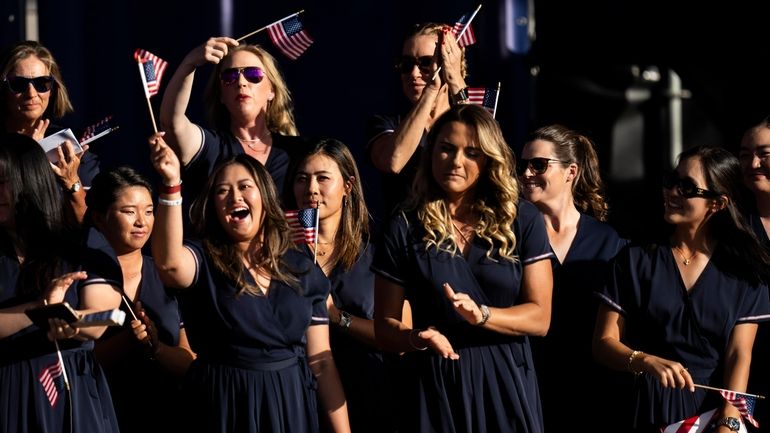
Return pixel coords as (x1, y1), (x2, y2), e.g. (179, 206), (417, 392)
(529, 158), (550, 174)
(417, 56), (435, 73)
(220, 69), (238, 84)
(396, 57), (416, 74)
(6, 76), (52, 93)
(242, 67), (264, 84)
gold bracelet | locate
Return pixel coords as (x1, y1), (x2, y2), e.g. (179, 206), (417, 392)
(627, 350), (644, 375)
(408, 329), (428, 351)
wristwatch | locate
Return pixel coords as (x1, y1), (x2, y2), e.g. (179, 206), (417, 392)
(338, 310), (352, 330)
(452, 87), (469, 105)
(713, 417), (741, 432)
(67, 179), (82, 193)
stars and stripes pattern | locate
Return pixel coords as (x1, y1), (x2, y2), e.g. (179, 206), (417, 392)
(38, 361), (64, 407)
(134, 49), (168, 97)
(285, 208), (318, 244)
(453, 13), (477, 48)
(79, 115), (118, 145)
(661, 409), (716, 433)
(467, 87), (498, 115)
(267, 16), (314, 60)
(720, 390), (759, 428)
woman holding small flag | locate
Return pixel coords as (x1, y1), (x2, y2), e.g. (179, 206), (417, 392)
(373, 105), (553, 433)
(287, 138), (398, 432)
(368, 22), (469, 216)
(0, 132), (121, 433)
(593, 145), (770, 432)
(148, 133), (350, 432)
(160, 37), (305, 212)
(1, 41), (101, 223)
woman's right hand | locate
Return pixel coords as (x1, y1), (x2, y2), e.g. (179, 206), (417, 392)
(415, 327), (459, 360)
(184, 37), (239, 68)
(149, 132), (181, 185)
(131, 301), (160, 356)
(637, 353), (695, 392)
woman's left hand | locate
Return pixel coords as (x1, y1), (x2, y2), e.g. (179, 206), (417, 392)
(443, 282), (483, 324)
(50, 140), (87, 189)
(438, 28), (465, 90)
(43, 271), (88, 305)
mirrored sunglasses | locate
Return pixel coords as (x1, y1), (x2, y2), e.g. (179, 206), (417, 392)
(517, 157), (567, 176)
(3, 75), (54, 93)
(395, 56), (436, 75)
(662, 172), (719, 199)
(220, 67), (265, 85)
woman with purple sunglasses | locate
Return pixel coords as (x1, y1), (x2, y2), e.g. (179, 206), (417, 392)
(160, 38), (306, 215)
(0, 41), (100, 224)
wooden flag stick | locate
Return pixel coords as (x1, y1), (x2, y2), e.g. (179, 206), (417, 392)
(236, 10), (305, 42)
(432, 4), (483, 81)
(693, 384), (766, 400)
(492, 82), (501, 118)
(137, 62), (158, 133)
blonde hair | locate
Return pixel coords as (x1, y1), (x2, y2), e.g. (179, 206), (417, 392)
(407, 105), (519, 261)
(0, 41), (73, 120)
(204, 44), (297, 136)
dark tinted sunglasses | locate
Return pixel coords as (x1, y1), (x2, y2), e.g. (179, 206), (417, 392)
(220, 67), (265, 85)
(395, 56), (436, 75)
(517, 157), (567, 176)
(3, 75), (54, 93)
(662, 172), (720, 199)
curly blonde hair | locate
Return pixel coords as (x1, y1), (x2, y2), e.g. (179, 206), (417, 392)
(407, 105), (519, 261)
(204, 44), (297, 136)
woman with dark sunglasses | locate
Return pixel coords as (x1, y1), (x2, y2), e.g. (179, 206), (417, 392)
(160, 38), (306, 217)
(0, 41), (100, 224)
(593, 145), (770, 432)
(367, 23), (468, 217)
(738, 117), (770, 433)
(519, 125), (627, 433)
(373, 105), (553, 433)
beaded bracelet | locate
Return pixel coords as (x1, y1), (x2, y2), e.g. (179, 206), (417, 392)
(408, 329), (428, 351)
(158, 197), (183, 206)
(159, 181), (182, 195)
(627, 350), (644, 375)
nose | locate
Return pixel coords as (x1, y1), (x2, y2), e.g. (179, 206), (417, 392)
(752, 154), (762, 169)
(24, 82), (37, 96)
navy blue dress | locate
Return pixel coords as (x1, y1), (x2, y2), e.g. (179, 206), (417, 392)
(366, 114), (426, 215)
(597, 243), (770, 430)
(96, 255), (184, 433)
(302, 243), (399, 433)
(0, 246), (120, 432)
(372, 201), (553, 433)
(747, 213), (770, 433)
(530, 214), (628, 433)
(179, 240), (331, 433)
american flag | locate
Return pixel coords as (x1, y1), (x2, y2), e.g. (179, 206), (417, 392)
(720, 390), (759, 428)
(134, 49), (168, 97)
(453, 13), (477, 48)
(468, 87), (499, 115)
(285, 208), (318, 244)
(38, 361), (64, 407)
(79, 115), (118, 145)
(267, 16), (314, 60)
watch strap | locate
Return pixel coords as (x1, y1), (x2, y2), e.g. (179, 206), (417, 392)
(452, 87), (469, 105)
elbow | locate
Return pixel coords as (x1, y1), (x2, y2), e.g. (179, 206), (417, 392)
(531, 307), (551, 337)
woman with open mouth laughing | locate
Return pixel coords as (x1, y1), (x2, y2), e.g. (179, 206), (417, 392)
(148, 133), (350, 433)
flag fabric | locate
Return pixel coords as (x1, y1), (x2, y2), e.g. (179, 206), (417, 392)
(134, 49), (168, 97)
(79, 115), (117, 144)
(720, 390), (760, 428)
(267, 16), (314, 60)
(453, 13), (477, 48)
(467, 87), (498, 114)
(661, 408), (750, 433)
(285, 208), (318, 244)
(38, 361), (64, 407)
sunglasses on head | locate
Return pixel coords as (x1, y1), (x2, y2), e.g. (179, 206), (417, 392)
(395, 55), (436, 75)
(516, 157), (567, 176)
(219, 67), (265, 86)
(3, 75), (54, 94)
(662, 172), (720, 199)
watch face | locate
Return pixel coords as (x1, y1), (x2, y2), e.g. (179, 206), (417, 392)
(70, 181), (81, 192)
(727, 418), (740, 431)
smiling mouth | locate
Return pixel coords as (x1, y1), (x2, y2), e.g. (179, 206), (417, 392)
(230, 207), (250, 221)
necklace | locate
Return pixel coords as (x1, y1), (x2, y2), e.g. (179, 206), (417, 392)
(673, 246), (697, 266)
(236, 132), (270, 150)
(451, 220), (474, 245)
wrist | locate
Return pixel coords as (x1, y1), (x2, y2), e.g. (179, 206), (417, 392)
(451, 87), (469, 105)
(627, 350), (645, 375)
(159, 180), (182, 195)
(408, 329), (428, 351)
(476, 304), (491, 326)
(337, 310), (352, 330)
(64, 178), (82, 194)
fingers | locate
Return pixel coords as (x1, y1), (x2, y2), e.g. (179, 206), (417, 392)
(420, 328), (460, 360)
(47, 318), (80, 341)
(45, 271), (87, 304)
(204, 37), (239, 64)
(443, 282), (456, 300)
(32, 119), (50, 141)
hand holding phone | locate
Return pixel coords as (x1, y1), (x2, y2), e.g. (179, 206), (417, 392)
(26, 302), (81, 329)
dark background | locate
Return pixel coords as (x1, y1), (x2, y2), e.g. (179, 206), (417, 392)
(3, 0), (769, 241)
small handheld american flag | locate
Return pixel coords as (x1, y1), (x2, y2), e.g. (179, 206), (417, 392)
(267, 15), (314, 60)
(134, 49), (168, 98)
(80, 115), (118, 146)
(720, 390), (760, 428)
(467, 84), (501, 117)
(285, 208), (319, 244)
(38, 361), (65, 407)
(453, 13), (477, 48)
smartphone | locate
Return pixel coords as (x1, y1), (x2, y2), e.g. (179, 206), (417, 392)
(26, 302), (81, 328)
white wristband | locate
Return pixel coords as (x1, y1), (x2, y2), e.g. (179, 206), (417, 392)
(158, 197), (183, 206)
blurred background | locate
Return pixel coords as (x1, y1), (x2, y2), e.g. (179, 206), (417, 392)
(3, 0), (769, 241)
